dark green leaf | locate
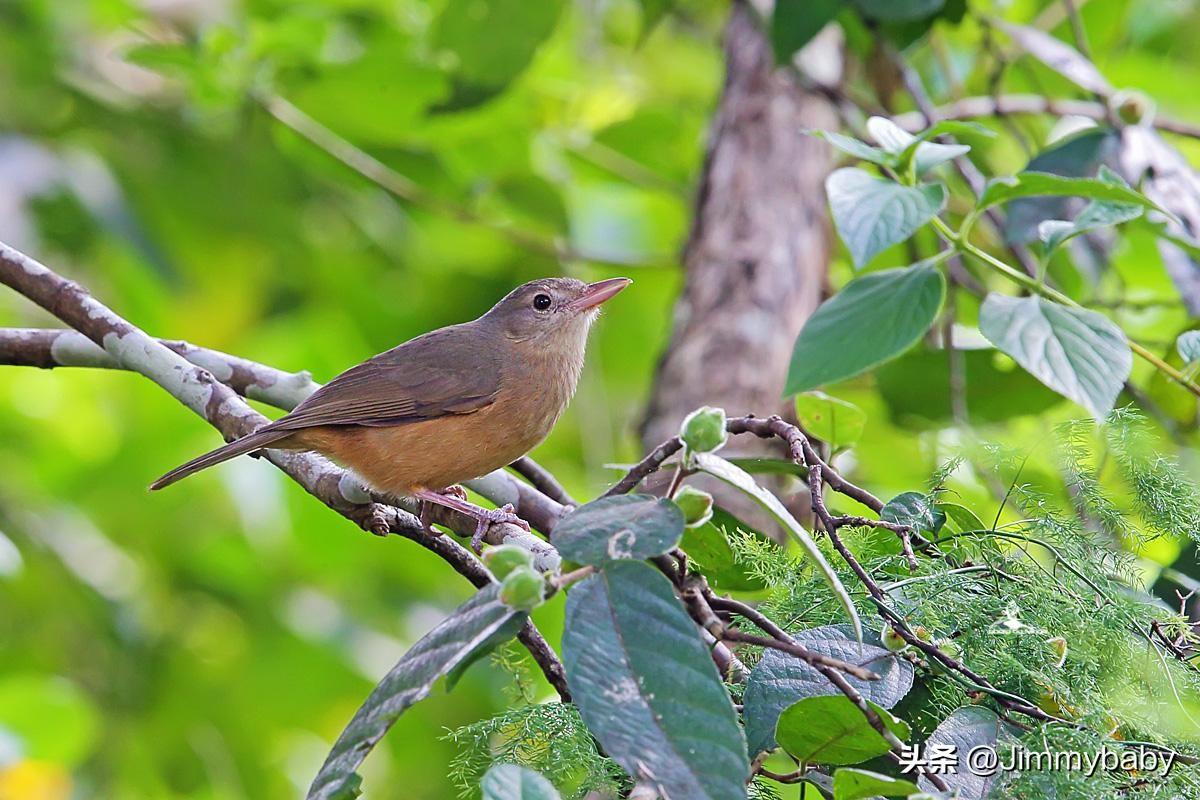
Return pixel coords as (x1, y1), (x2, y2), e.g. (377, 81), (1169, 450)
(680, 507), (766, 591)
(917, 707), (1008, 799)
(786, 264), (946, 393)
(826, 168), (947, 267)
(1038, 166), (1144, 252)
(771, 0), (842, 63)
(881, 491), (946, 534)
(481, 763), (561, 800)
(794, 391), (867, 448)
(852, 0), (945, 22)
(562, 562), (748, 800)
(776, 695), (909, 765)
(979, 294), (1131, 419)
(306, 586), (525, 800)
(553, 494), (684, 566)
(743, 625), (914, 756)
(979, 171), (1159, 214)
(833, 767), (920, 800)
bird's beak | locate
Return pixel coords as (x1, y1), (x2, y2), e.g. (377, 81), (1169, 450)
(570, 277), (632, 311)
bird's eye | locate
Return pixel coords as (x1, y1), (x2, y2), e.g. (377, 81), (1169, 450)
(533, 293), (552, 311)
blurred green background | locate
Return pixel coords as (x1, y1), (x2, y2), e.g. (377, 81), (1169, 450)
(2, 0), (1200, 797)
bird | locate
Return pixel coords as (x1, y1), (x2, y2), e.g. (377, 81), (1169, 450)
(150, 276), (631, 545)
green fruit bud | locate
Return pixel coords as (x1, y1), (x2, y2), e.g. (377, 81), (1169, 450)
(881, 626), (908, 652)
(483, 544), (535, 580)
(680, 406), (728, 454)
(1046, 636), (1068, 669)
(937, 639), (962, 659)
(673, 485), (714, 528)
(499, 566), (546, 611)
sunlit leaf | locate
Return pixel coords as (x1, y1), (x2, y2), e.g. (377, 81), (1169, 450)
(826, 168), (947, 267)
(833, 768), (920, 800)
(776, 696), (909, 765)
(979, 294), (1131, 419)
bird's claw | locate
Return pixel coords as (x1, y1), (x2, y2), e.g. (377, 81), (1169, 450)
(470, 503), (530, 553)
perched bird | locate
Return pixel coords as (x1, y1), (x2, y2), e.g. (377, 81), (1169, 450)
(151, 277), (631, 543)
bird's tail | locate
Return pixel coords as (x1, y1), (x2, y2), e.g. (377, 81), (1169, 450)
(149, 426), (293, 491)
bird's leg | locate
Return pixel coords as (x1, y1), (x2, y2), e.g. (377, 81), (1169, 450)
(413, 488), (530, 552)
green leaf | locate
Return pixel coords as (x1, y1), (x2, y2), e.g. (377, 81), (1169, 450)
(917, 707), (1008, 799)
(433, 0), (565, 95)
(725, 457), (808, 477)
(743, 625), (913, 756)
(833, 768), (920, 800)
(794, 392), (867, 449)
(812, 130), (897, 167)
(481, 763), (561, 800)
(937, 502), (985, 534)
(637, 0), (672, 36)
(852, 0), (945, 22)
(826, 168), (947, 267)
(691, 452), (862, 643)
(771, 0), (841, 63)
(1177, 330), (1200, 363)
(978, 171), (1159, 214)
(786, 264), (946, 393)
(880, 491), (946, 534)
(307, 586), (526, 800)
(553, 494), (684, 566)
(979, 294), (1131, 419)
(562, 562), (748, 800)
(1038, 166), (1144, 253)
(776, 696), (909, 765)
(865, 117), (970, 175)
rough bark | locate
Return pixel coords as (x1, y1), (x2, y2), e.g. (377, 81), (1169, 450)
(639, 1), (838, 527)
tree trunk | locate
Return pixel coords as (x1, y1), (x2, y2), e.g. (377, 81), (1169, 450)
(640, 1), (839, 530)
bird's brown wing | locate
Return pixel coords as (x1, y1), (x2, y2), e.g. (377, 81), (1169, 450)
(271, 324), (502, 430)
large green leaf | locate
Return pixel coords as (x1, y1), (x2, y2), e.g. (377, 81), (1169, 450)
(562, 562), (748, 800)
(771, 0), (841, 63)
(917, 707), (1008, 799)
(481, 763), (561, 800)
(794, 391), (867, 449)
(880, 491), (946, 534)
(692, 453), (862, 643)
(680, 507), (766, 592)
(979, 294), (1131, 419)
(826, 168), (946, 268)
(833, 768), (920, 800)
(553, 494), (684, 566)
(852, 0), (945, 22)
(786, 264), (946, 393)
(979, 171), (1159, 214)
(307, 586), (526, 800)
(743, 625), (913, 757)
(776, 696), (910, 765)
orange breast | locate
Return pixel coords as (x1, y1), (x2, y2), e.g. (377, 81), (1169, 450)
(291, 398), (556, 496)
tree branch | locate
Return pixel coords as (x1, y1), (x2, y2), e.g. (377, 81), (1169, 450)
(0, 242), (570, 700)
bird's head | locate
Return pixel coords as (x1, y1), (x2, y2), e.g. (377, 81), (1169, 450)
(482, 276), (631, 345)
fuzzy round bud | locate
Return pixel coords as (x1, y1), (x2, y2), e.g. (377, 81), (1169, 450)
(499, 566), (546, 611)
(483, 544), (536, 581)
(881, 626), (908, 652)
(680, 406), (728, 454)
(673, 485), (715, 528)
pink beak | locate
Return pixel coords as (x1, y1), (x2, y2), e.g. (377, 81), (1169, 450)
(570, 277), (632, 311)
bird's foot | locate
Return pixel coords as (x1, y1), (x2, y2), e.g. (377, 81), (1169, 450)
(413, 489), (529, 551)
(417, 485), (470, 534)
(470, 503), (529, 553)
